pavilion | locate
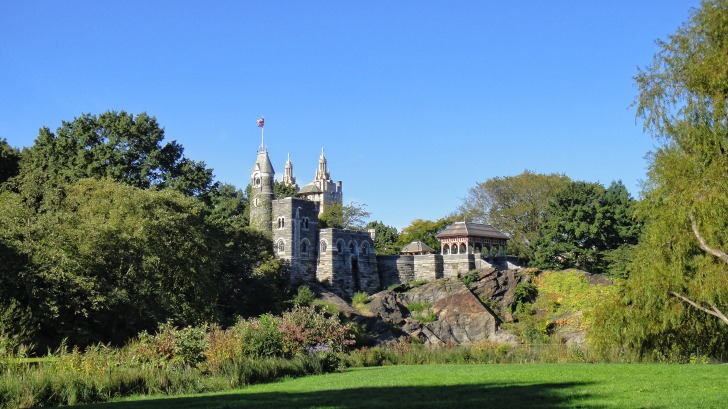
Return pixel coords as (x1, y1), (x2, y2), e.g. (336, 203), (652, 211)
(436, 221), (509, 258)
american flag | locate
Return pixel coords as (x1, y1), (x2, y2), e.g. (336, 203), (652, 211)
(257, 117), (264, 128)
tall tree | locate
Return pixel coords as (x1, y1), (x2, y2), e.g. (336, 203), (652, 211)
(13, 111), (216, 207)
(457, 170), (570, 264)
(319, 202), (371, 230)
(0, 138), (20, 184)
(533, 180), (640, 275)
(593, 0), (728, 359)
(274, 180), (298, 199)
(366, 220), (400, 255)
(396, 217), (455, 254)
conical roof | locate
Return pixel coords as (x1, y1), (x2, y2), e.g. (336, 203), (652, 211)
(401, 240), (436, 254)
(251, 148), (274, 174)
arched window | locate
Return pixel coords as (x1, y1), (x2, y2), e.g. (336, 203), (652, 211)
(302, 217), (309, 230)
(361, 242), (368, 255)
(444, 245), (450, 255)
(301, 240), (309, 255)
(336, 240), (344, 253)
(349, 242), (355, 254)
(277, 240), (285, 254)
(459, 243), (467, 254)
(254, 197), (260, 207)
(255, 177), (261, 186)
(320, 240), (328, 252)
(277, 217), (285, 229)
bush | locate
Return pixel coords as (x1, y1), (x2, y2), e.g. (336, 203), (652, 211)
(292, 285), (316, 307)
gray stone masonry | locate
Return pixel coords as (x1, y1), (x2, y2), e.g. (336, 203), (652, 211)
(272, 197), (319, 284)
(318, 228), (379, 298)
(377, 255), (414, 287)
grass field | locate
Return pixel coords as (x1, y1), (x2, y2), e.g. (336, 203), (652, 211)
(79, 363), (728, 408)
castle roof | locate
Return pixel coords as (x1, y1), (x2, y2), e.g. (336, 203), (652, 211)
(436, 222), (509, 240)
(298, 183), (322, 194)
(401, 241), (436, 254)
(251, 148), (274, 174)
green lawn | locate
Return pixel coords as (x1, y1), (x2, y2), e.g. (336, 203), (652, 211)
(81, 363), (728, 408)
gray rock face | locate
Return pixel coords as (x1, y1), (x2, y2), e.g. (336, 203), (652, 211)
(469, 269), (532, 322)
(368, 291), (408, 326)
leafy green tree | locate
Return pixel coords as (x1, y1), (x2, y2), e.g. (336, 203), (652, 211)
(0, 138), (20, 184)
(366, 220), (400, 255)
(534, 181), (610, 273)
(206, 183), (249, 231)
(0, 179), (221, 347)
(319, 202), (371, 230)
(13, 111), (216, 207)
(457, 170), (570, 264)
(274, 180), (298, 199)
(396, 217), (455, 254)
(593, 0), (728, 360)
(533, 181), (639, 274)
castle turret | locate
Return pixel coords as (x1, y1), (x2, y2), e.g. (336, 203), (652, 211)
(297, 147), (342, 214)
(282, 153), (298, 189)
(250, 146), (275, 233)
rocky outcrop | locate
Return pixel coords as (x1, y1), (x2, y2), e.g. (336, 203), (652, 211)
(366, 278), (515, 346)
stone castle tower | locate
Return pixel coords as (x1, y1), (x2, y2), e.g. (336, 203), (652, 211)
(297, 148), (343, 214)
(282, 153), (298, 188)
(249, 146), (275, 233)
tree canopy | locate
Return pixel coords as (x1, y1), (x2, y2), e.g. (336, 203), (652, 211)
(0, 138), (20, 184)
(396, 217), (455, 254)
(457, 170), (571, 264)
(12, 111), (216, 207)
(366, 220), (400, 255)
(533, 180), (639, 275)
(318, 202), (371, 230)
(0, 112), (288, 350)
(593, 0), (728, 360)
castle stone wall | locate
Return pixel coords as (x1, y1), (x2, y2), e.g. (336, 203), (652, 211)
(272, 198), (319, 284)
(318, 228), (378, 298)
(413, 254), (444, 281)
(377, 255), (414, 287)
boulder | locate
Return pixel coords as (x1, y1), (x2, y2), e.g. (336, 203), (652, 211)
(420, 285), (499, 346)
(368, 290), (409, 326)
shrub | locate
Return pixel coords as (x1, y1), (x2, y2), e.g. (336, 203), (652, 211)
(460, 270), (480, 288)
(406, 302), (437, 323)
(351, 291), (371, 315)
(292, 285), (316, 307)
(126, 322), (208, 368)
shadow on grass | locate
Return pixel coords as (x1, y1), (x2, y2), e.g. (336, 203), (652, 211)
(88, 380), (602, 409)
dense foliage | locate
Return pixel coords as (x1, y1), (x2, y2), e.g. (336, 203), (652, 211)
(533, 180), (640, 275)
(318, 202), (371, 230)
(457, 171), (571, 264)
(365, 220), (400, 255)
(593, 0), (728, 360)
(0, 306), (354, 408)
(395, 217), (454, 253)
(0, 112), (287, 350)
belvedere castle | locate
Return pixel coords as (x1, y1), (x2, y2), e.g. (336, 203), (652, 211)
(249, 140), (511, 298)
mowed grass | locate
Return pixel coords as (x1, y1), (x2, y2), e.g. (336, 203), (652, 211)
(81, 363), (728, 409)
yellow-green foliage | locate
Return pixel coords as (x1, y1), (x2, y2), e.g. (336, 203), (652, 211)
(532, 269), (617, 331)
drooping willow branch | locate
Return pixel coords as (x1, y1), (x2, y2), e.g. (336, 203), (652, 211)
(669, 213), (728, 325)
(670, 291), (728, 326)
(690, 212), (728, 264)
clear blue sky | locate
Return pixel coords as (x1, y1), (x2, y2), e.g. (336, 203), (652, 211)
(0, 1), (700, 229)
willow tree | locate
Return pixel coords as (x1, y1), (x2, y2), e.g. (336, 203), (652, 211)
(593, 0), (728, 359)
